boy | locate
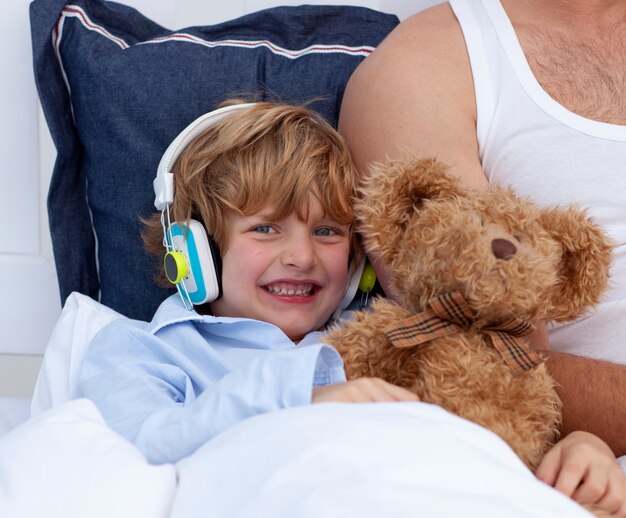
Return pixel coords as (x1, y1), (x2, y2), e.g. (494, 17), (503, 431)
(79, 101), (417, 465)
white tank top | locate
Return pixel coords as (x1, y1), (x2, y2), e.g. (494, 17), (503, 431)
(449, 0), (626, 364)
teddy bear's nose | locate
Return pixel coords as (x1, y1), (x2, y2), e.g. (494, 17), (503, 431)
(492, 238), (517, 260)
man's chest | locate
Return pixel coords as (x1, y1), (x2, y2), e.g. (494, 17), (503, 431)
(518, 27), (626, 124)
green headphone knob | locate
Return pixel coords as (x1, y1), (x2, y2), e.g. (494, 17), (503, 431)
(359, 263), (377, 293)
(164, 251), (189, 284)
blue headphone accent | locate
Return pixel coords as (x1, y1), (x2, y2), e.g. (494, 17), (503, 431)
(167, 221), (222, 305)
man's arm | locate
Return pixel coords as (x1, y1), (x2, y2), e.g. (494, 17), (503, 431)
(546, 351), (626, 457)
(339, 4), (626, 455)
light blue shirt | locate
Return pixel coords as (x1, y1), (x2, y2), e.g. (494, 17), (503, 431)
(78, 295), (346, 464)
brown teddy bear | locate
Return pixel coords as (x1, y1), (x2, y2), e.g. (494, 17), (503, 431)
(324, 155), (613, 470)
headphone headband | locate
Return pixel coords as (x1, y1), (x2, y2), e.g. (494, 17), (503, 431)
(153, 103), (257, 211)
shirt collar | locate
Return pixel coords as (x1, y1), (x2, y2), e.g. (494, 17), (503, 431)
(147, 295), (327, 346)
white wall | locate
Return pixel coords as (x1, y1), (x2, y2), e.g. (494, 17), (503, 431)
(0, 0), (442, 397)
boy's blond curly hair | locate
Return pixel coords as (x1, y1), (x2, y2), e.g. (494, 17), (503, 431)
(143, 100), (362, 285)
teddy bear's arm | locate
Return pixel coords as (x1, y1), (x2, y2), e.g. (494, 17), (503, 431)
(324, 299), (411, 380)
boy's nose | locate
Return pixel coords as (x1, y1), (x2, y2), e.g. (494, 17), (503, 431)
(282, 237), (316, 270)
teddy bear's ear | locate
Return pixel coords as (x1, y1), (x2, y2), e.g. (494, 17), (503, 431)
(537, 206), (613, 321)
(354, 155), (463, 261)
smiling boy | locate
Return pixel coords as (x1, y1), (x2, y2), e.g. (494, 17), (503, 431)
(78, 101), (417, 465)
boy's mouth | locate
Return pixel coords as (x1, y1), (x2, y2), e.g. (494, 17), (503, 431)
(265, 283), (316, 296)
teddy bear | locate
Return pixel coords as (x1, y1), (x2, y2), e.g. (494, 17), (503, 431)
(324, 155), (613, 471)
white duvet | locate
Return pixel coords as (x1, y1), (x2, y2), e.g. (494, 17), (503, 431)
(0, 399), (591, 518)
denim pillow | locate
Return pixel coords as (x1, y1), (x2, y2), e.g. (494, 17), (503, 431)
(30, 0), (398, 320)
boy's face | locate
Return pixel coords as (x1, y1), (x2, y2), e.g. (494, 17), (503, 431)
(210, 195), (350, 342)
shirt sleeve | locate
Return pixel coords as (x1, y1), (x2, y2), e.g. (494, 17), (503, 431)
(78, 321), (345, 464)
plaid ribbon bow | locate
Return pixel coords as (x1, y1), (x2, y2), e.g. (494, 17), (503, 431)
(383, 291), (543, 373)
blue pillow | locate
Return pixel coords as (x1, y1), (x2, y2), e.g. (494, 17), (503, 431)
(30, 0), (398, 321)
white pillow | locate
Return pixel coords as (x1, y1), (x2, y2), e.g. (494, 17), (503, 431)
(0, 398), (30, 438)
(0, 399), (176, 518)
(31, 292), (124, 417)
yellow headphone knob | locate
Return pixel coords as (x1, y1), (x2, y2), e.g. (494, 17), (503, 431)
(164, 251), (189, 284)
(358, 263), (377, 293)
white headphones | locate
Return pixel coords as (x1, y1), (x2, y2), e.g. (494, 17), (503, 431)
(153, 103), (372, 311)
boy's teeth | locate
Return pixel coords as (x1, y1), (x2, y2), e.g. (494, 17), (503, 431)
(267, 285), (313, 296)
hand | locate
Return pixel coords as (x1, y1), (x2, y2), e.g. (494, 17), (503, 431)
(312, 377), (419, 404)
(536, 431), (626, 516)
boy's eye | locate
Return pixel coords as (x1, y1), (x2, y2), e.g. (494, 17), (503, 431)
(252, 225), (275, 234)
(314, 227), (338, 237)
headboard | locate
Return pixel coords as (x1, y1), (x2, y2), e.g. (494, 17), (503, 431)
(30, 0), (398, 321)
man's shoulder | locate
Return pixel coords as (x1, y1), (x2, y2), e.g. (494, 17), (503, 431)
(390, 4), (459, 40)
(374, 4), (466, 67)
(339, 2), (480, 176)
(350, 3), (473, 108)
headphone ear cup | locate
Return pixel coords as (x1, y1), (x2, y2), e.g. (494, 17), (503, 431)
(169, 220), (222, 305)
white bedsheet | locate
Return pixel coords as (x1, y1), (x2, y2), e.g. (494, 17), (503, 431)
(0, 398), (593, 517)
(173, 402), (590, 518)
(0, 399), (176, 518)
